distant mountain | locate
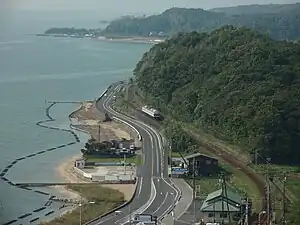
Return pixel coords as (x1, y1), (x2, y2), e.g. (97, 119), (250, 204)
(100, 4), (300, 41)
(210, 3), (300, 15)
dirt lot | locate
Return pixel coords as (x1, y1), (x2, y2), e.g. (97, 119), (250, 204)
(56, 101), (138, 202)
(70, 101), (137, 141)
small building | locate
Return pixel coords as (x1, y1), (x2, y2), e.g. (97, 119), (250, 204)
(185, 153), (219, 176)
(74, 158), (85, 169)
(132, 214), (157, 225)
(171, 157), (186, 168)
(200, 189), (242, 224)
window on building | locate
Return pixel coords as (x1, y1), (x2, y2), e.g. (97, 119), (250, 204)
(220, 212), (228, 218)
(206, 160), (211, 164)
(208, 213), (214, 217)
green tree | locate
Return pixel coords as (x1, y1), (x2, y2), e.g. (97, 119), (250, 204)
(134, 26), (300, 165)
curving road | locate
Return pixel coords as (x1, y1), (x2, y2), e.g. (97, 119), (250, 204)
(89, 83), (180, 225)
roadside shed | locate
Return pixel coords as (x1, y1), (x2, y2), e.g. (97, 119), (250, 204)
(185, 153), (219, 176)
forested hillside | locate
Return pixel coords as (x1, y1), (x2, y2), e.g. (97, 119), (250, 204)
(101, 5), (300, 40)
(210, 3), (300, 15)
(134, 26), (300, 165)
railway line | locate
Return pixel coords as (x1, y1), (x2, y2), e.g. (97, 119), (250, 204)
(122, 97), (269, 225)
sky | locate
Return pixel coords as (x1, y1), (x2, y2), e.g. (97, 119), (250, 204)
(1, 0), (300, 14)
(0, 0), (299, 34)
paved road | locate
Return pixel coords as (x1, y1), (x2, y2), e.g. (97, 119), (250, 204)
(89, 83), (179, 225)
(161, 179), (194, 225)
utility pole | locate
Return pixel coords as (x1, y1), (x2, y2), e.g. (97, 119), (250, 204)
(124, 84), (129, 110)
(193, 157), (196, 224)
(124, 154), (127, 175)
(282, 176), (287, 225)
(245, 198), (249, 225)
(222, 173), (231, 224)
(79, 196), (82, 225)
(266, 174), (271, 225)
(221, 173), (225, 225)
(255, 149), (258, 165)
(98, 124), (101, 142)
(170, 139), (172, 178)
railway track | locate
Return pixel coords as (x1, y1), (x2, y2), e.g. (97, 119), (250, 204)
(123, 101), (269, 225)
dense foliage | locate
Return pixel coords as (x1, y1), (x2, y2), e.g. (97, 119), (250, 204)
(163, 121), (198, 154)
(210, 3), (300, 15)
(134, 26), (300, 165)
(45, 27), (89, 35)
(44, 27), (104, 37)
(101, 5), (300, 40)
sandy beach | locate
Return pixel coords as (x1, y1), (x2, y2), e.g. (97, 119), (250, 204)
(55, 100), (137, 201)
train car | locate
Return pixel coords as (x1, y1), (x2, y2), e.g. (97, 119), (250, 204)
(141, 106), (161, 120)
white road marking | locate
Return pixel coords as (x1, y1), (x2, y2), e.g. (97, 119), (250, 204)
(152, 192), (169, 215)
(103, 90), (180, 224)
(137, 177), (143, 197)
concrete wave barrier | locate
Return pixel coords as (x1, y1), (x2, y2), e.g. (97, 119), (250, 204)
(96, 88), (108, 102)
(29, 217), (39, 223)
(33, 207), (46, 213)
(0, 103), (79, 194)
(1, 101), (85, 225)
(2, 219), (18, 225)
(1, 91), (111, 225)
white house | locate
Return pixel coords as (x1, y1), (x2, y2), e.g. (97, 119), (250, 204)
(200, 189), (242, 224)
(74, 158), (85, 169)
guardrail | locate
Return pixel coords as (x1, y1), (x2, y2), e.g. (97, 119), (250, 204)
(85, 177), (139, 225)
(112, 116), (142, 141)
(96, 88), (108, 102)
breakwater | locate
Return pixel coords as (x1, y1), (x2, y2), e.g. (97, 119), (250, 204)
(1, 91), (110, 225)
(1, 101), (82, 225)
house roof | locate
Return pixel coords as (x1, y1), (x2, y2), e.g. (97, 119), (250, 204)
(200, 200), (240, 212)
(206, 189), (242, 203)
(185, 153), (218, 161)
(200, 188), (242, 212)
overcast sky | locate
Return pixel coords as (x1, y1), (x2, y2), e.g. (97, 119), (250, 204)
(1, 0), (300, 14)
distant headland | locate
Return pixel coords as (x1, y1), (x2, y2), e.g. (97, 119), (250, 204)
(37, 27), (165, 44)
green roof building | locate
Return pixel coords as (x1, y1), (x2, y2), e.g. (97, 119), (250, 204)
(200, 189), (242, 224)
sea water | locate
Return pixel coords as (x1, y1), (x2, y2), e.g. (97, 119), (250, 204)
(0, 14), (151, 224)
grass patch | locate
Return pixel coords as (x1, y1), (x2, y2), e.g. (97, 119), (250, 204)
(113, 91), (136, 116)
(185, 176), (221, 198)
(39, 184), (125, 225)
(184, 162), (259, 209)
(85, 154), (142, 166)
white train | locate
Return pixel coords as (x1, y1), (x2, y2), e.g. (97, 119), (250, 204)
(141, 105), (161, 119)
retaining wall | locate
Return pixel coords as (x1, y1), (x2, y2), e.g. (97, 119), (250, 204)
(74, 167), (92, 179)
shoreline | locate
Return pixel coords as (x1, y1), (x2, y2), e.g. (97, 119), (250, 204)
(54, 98), (137, 205)
(36, 33), (165, 44)
(40, 97), (137, 223)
